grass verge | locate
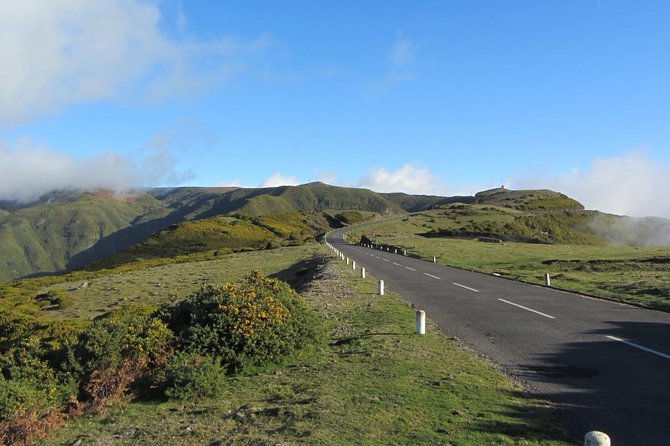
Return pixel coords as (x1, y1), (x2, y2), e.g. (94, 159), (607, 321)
(43, 248), (573, 445)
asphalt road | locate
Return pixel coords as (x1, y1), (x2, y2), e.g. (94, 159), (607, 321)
(326, 225), (670, 445)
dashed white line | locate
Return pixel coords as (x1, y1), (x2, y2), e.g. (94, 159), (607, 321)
(383, 259), (390, 262)
(424, 273), (441, 280)
(498, 298), (555, 319)
(453, 282), (479, 293)
(606, 336), (670, 361)
(392, 262), (401, 266)
(405, 267), (416, 271)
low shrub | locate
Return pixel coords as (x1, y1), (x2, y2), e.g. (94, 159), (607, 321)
(74, 305), (173, 409)
(159, 351), (226, 400)
(162, 271), (321, 373)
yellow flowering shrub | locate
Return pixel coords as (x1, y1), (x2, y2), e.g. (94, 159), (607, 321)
(163, 271), (320, 372)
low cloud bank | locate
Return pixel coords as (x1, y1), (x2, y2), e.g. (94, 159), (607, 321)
(356, 164), (479, 197)
(0, 139), (190, 203)
(510, 151), (670, 219)
(589, 214), (670, 247)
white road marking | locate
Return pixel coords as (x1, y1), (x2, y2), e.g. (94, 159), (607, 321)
(405, 267), (417, 271)
(497, 298), (555, 319)
(606, 336), (670, 361)
(453, 282), (479, 293)
(424, 273), (441, 280)
(392, 262), (401, 266)
(383, 258), (390, 262)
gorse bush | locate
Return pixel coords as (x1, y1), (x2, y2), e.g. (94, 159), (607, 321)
(159, 351), (227, 400)
(162, 270), (320, 373)
(0, 271), (320, 443)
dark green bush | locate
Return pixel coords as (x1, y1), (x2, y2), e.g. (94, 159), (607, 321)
(162, 271), (321, 373)
(160, 351), (226, 400)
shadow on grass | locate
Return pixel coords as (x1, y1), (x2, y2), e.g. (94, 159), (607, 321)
(269, 255), (330, 293)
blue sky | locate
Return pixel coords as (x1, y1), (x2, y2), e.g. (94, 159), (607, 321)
(1, 0), (669, 217)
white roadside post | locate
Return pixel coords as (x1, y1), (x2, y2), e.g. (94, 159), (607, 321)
(378, 280), (385, 296)
(544, 273), (551, 287)
(361, 267), (366, 278)
(346, 257), (350, 265)
(403, 249), (407, 256)
(416, 310), (426, 335)
(433, 256), (436, 263)
(352, 260), (356, 270)
(584, 431), (611, 446)
(394, 248), (397, 254)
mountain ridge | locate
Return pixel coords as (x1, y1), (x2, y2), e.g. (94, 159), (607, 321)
(2, 182), (666, 281)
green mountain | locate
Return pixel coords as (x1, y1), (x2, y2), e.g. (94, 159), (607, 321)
(2, 183), (666, 281)
(0, 183), (403, 280)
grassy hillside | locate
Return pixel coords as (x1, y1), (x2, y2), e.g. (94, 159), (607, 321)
(473, 188), (584, 211)
(0, 191), (167, 281)
(0, 183), (405, 281)
(415, 204), (601, 244)
(89, 211), (335, 270)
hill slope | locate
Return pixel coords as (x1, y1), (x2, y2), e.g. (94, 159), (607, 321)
(0, 183), (403, 280)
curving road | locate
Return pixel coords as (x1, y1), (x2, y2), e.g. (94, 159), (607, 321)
(326, 224), (670, 445)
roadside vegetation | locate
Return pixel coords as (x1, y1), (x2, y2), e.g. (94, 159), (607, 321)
(1, 265), (320, 445)
(43, 252), (573, 445)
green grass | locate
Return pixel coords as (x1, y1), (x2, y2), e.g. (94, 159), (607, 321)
(348, 219), (670, 311)
(42, 249), (572, 445)
(40, 244), (325, 320)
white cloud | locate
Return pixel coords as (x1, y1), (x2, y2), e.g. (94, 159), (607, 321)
(509, 151), (670, 218)
(357, 163), (477, 196)
(260, 173), (300, 188)
(0, 137), (192, 203)
(0, 0), (271, 124)
(212, 180), (243, 188)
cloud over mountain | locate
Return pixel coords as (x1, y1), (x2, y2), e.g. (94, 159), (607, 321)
(509, 151), (670, 218)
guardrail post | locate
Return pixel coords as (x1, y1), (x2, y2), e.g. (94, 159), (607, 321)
(361, 267), (366, 278)
(544, 273), (551, 286)
(416, 310), (426, 335)
(584, 431), (610, 446)
(378, 280), (385, 296)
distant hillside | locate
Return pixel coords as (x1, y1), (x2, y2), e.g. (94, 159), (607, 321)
(90, 211), (335, 270)
(473, 188), (584, 211)
(0, 191), (167, 280)
(0, 183), (403, 280)
(4, 183), (664, 281)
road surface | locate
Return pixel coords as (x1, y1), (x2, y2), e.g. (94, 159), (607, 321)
(326, 225), (670, 445)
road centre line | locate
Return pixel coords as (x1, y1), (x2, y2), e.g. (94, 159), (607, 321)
(392, 262), (401, 266)
(424, 273), (441, 280)
(497, 298), (555, 319)
(606, 336), (670, 361)
(405, 267), (416, 271)
(383, 259), (390, 262)
(452, 282), (480, 293)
